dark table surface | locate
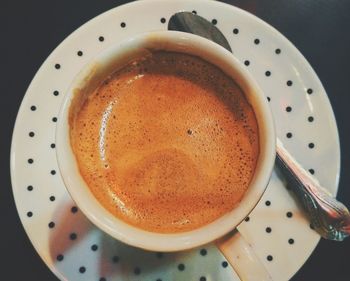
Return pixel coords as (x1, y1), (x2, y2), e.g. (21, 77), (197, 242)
(2, 0), (350, 280)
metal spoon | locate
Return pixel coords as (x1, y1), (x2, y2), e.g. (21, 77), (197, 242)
(168, 11), (350, 241)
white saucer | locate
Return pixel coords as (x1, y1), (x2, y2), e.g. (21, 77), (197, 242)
(10, 1), (340, 280)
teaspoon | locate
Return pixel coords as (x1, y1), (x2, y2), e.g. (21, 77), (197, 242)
(168, 11), (350, 241)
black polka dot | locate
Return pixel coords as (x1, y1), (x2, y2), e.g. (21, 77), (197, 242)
(156, 279), (162, 281)
(52, 117), (57, 122)
(48, 221), (55, 228)
(222, 261), (228, 268)
(50, 170), (56, 175)
(51, 143), (56, 149)
(156, 252), (163, 258)
(266, 227), (272, 233)
(160, 17), (166, 24)
(308, 143), (315, 149)
(287, 80), (293, 86)
(27, 211), (33, 217)
(307, 88), (313, 94)
(254, 38), (260, 44)
(309, 168), (315, 175)
(244, 60), (250, 66)
(56, 254), (64, 261)
(200, 249), (207, 256)
(308, 116), (314, 122)
(29, 131), (35, 137)
(70, 233), (77, 240)
(211, 19), (217, 25)
(178, 263), (185, 271)
(71, 206), (78, 213)
(200, 277), (206, 281)
(28, 158), (34, 164)
(91, 244), (98, 251)
(53, 90), (59, 96)
(99, 36), (104, 42)
(77, 51), (83, 56)
(286, 212), (293, 218)
(244, 216), (250, 222)
(134, 267), (141, 275)
(30, 105), (36, 111)
(265, 200), (271, 206)
(120, 22), (126, 28)
(49, 196), (55, 202)
(100, 278), (106, 281)
(192, 10), (197, 15)
(79, 267), (86, 273)
(288, 238), (295, 244)
(27, 185), (33, 191)
(267, 96), (271, 102)
(233, 28), (239, 34)
(265, 71), (271, 77)
(112, 256), (119, 263)
(275, 48), (281, 54)
(286, 106), (292, 112)
(267, 255), (273, 261)
(55, 64), (61, 69)
(286, 132), (292, 138)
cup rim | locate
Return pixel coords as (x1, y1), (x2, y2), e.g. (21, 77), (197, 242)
(56, 30), (276, 252)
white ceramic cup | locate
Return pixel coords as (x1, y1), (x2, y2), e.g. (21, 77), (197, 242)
(56, 31), (275, 256)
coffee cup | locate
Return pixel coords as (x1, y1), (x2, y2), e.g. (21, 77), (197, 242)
(56, 31), (275, 259)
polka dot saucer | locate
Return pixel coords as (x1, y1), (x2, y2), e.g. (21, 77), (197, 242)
(10, 0), (340, 280)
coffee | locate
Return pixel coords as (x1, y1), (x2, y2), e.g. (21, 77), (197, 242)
(69, 51), (259, 233)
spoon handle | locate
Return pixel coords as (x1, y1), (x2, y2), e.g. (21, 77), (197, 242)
(276, 139), (350, 241)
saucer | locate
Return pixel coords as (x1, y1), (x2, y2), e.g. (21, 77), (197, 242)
(10, 0), (340, 280)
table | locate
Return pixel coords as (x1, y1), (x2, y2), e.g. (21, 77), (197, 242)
(2, 0), (350, 280)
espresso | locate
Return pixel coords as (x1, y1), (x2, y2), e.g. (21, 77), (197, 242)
(70, 51), (259, 233)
